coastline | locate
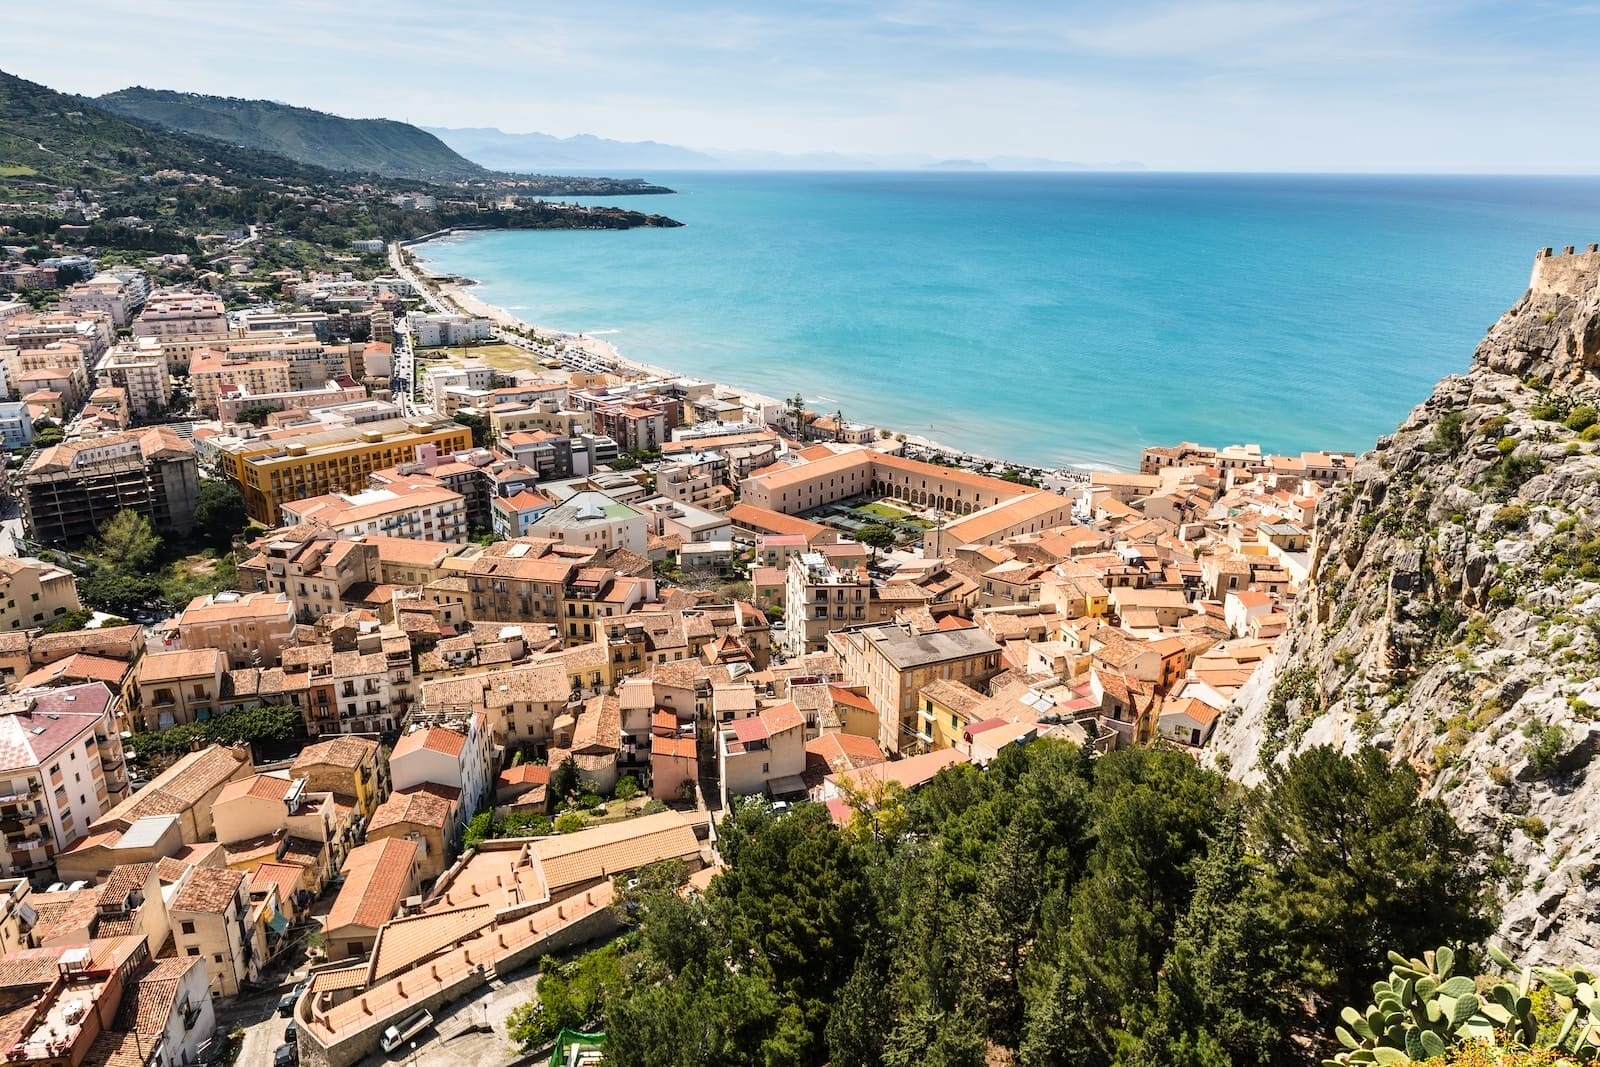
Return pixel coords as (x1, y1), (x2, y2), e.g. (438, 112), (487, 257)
(403, 231), (1095, 483)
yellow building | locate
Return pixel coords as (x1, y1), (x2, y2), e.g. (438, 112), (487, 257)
(217, 417), (474, 525)
(0, 555), (80, 631)
(916, 678), (988, 751)
(289, 735), (388, 823)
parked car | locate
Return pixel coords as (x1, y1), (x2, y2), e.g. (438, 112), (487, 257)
(284, 1020), (298, 1046)
(277, 980), (309, 1017)
(273, 1042), (298, 1067)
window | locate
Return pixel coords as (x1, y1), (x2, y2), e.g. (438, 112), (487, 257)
(185, 946), (200, 956)
(180, 920), (196, 935)
(213, 953), (224, 964)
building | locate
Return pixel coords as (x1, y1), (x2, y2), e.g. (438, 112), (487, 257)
(215, 378), (368, 425)
(0, 684), (128, 878)
(173, 590), (296, 670)
(133, 648), (225, 731)
(279, 482), (468, 544)
(190, 352), (293, 418)
(60, 276), (135, 327)
(324, 837), (421, 960)
(0, 401), (32, 449)
(20, 427), (200, 544)
(409, 314), (492, 348)
(365, 783), (459, 883)
(214, 417), (474, 526)
(169, 865), (266, 996)
(389, 715), (492, 841)
(528, 491), (648, 554)
(828, 621), (1003, 755)
(133, 291), (229, 343)
(94, 339), (171, 421)
(0, 555), (81, 632)
(717, 701), (807, 808)
(289, 736), (387, 823)
(781, 552), (897, 657)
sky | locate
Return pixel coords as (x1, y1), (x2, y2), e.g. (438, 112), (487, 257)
(5, 0), (1600, 171)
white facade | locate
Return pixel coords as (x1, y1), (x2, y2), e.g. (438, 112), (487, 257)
(410, 314), (493, 348)
(391, 713), (493, 839)
(528, 491), (648, 555)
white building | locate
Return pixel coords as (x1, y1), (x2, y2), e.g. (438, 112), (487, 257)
(60, 276), (135, 327)
(279, 482), (469, 543)
(0, 683), (128, 878)
(390, 714), (493, 842)
(528, 490), (648, 555)
(422, 363), (492, 411)
(0, 402), (32, 449)
(409, 314), (493, 348)
(95, 339), (172, 420)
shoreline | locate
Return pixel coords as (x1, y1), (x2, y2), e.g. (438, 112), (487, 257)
(403, 231), (1097, 483)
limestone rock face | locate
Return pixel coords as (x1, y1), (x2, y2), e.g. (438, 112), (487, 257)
(1208, 252), (1600, 966)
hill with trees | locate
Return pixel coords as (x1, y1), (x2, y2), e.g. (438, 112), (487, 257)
(95, 87), (488, 182)
(510, 740), (1491, 1066)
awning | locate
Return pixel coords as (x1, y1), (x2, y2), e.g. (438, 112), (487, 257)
(268, 912), (290, 935)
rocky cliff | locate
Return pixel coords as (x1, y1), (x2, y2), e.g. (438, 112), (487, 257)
(1209, 246), (1600, 965)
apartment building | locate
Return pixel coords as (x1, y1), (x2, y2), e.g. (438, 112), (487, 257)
(324, 837), (421, 960)
(717, 701), (807, 808)
(0, 402), (31, 449)
(0, 684), (128, 878)
(528, 491), (648, 554)
(281, 630), (414, 738)
(5, 339), (93, 402)
(215, 378), (368, 425)
(409, 313), (492, 348)
(133, 291), (230, 343)
(133, 648), (225, 731)
(289, 735), (387, 823)
(20, 427), (200, 544)
(487, 399), (593, 438)
(175, 591), (296, 669)
(94, 339), (171, 421)
(781, 552), (898, 658)
(0, 555), (81, 632)
(190, 352), (293, 417)
(215, 417), (474, 526)
(169, 866), (266, 996)
(60, 276), (135, 327)
(365, 783), (458, 882)
(828, 621), (1003, 755)
(279, 481), (468, 544)
(389, 714), (492, 840)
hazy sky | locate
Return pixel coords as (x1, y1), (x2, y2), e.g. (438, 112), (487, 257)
(7, 0), (1600, 171)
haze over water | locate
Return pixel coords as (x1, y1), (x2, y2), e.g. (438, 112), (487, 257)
(416, 172), (1600, 470)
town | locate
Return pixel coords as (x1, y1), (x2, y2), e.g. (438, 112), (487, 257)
(0, 221), (1354, 1067)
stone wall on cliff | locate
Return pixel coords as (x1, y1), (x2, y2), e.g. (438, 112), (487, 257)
(1208, 247), (1600, 966)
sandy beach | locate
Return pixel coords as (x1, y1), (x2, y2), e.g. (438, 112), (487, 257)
(404, 237), (1088, 483)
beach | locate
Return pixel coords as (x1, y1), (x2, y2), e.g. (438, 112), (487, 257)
(401, 235), (1086, 484)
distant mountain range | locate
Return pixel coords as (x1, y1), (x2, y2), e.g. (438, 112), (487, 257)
(427, 126), (1143, 174)
(95, 88), (487, 182)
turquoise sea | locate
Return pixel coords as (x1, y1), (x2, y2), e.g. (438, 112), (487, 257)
(415, 172), (1600, 470)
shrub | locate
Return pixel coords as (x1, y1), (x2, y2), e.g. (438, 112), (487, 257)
(1520, 815), (1548, 840)
(1524, 721), (1569, 777)
(613, 775), (640, 801)
(1564, 404), (1598, 432)
(554, 810), (586, 833)
(1430, 410), (1467, 453)
(1492, 504), (1529, 530)
(577, 792), (603, 811)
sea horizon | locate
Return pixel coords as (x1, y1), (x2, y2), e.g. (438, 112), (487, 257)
(415, 170), (1600, 469)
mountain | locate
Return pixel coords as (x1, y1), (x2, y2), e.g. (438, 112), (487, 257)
(427, 126), (1145, 173)
(0, 69), (336, 189)
(96, 88), (486, 182)
(1209, 245), (1600, 964)
(426, 126), (719, 173)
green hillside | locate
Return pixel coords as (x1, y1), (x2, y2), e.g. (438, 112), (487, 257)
(96, 87), (486, 181)
(0, 68), (339, 192)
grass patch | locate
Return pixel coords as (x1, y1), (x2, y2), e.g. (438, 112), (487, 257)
(0, 164), (39, 178)
(856, 501), (913, 521)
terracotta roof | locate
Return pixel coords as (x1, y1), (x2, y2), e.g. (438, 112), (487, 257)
(172, 866), (245, 914)
(215, 771), (293, 806)
(370, 783), (460, 833)
(392, 724), (467, 760)
(532, 810), (700, 893)
(367, 904), (495, 983)
(250, 861), (306, 903)
(292, 735), (378, 771)
(15, 653), (129, 689)
(137, 647), (223, 683)
(328, 837), (418, 931)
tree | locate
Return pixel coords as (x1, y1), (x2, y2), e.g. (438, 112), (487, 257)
(39, 608), (92, 633)
(234, 404), (276, 427)
(78, 571), (163, 616)
(453, 411), (491, 448)
(554, 810), (586, 833)
(34, 427), (63, 447)
(192, 480), (249, 548)
(1250, 746), (1489, 1019)
(857, 523), (897, 561)
(462, 810), (493, 850)
(549, 756), (580, 803)
(92, 510), (161, 573)
(613, 774), (640, 802)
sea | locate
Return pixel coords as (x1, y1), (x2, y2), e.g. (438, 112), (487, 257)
(413, 172), (1600, 470)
